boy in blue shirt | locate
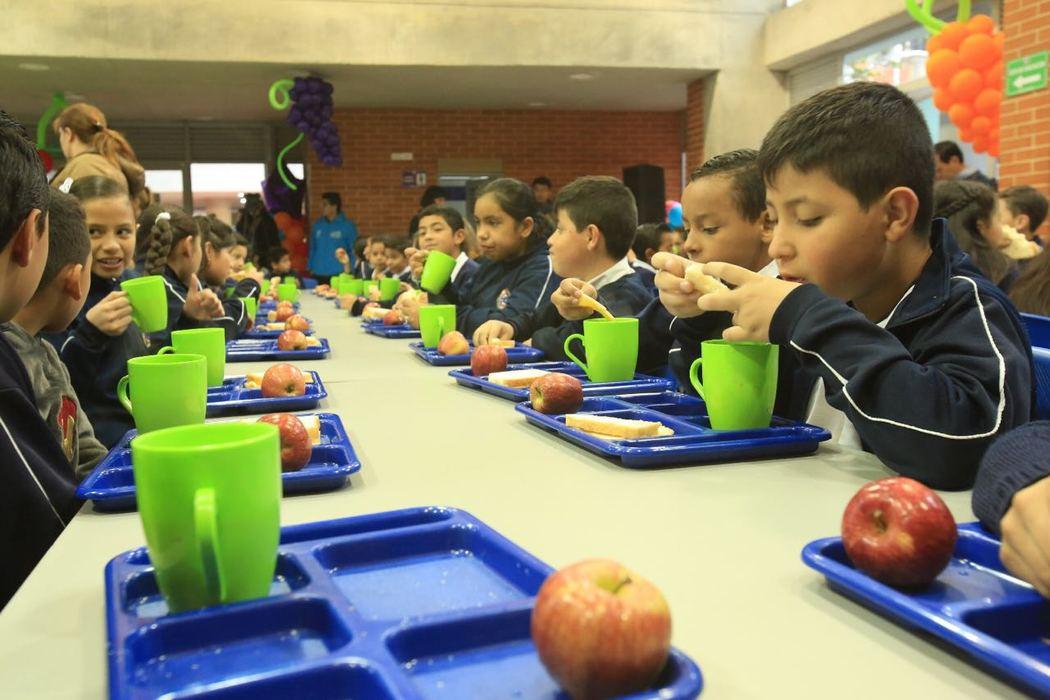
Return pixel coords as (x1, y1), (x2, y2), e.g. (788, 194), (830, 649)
(308, 191), (358, 284)
(656, 82), (1033, 490)
(0, 112), (79, 608)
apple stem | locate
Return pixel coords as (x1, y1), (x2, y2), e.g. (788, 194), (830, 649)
(612, 576), (632, 594)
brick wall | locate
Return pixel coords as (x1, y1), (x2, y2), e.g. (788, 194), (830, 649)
(999, 0), (1050, 238)
(685, 78), (705, 173)
(306, 108), (686, 235)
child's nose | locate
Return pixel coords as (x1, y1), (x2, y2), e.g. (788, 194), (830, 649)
(767, 231), (793, 261)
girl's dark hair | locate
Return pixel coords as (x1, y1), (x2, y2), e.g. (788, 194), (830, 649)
(267, 246), (289, 267)
(141, 207), (199, 276)
(354, 236), (369, 258)
(67, 175), (130, 203)
(52, 103), (145, 197)
(232, 232), (249, 248)
(475, 178), (554, 245)
(199, 216), (237, 274)
(934, 180), (1013, 286)
(1011, 247), (1050, 315)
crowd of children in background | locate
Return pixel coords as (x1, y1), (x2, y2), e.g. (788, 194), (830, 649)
(2, 79), (1050, 609)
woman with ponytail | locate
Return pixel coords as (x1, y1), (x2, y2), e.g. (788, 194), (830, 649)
(50, 103), (145, 203)
(140, 207), (225, 349)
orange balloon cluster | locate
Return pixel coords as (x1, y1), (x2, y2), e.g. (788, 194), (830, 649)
(926, 15), (1003, 157)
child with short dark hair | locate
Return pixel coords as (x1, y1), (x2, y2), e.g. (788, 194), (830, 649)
(3, 190), (106, 479)
(229, 232), (250, 274)
(629, 223), (659, 290)
(473, 176), (651, 359)
(267, 246), (292, 277)
(367, 237), (387, 279)
(436, 178), (558, 336)
(0, 112), (79, 609)
(1000, 185), (1048, 243)
(50, 176), (148, 446)
(396, 207), (479, 324)
(670, 82), (1032, 489)
(141, 207), (225, 349)
(382, 237), (413, 283)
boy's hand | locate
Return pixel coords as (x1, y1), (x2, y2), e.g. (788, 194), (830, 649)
(1000, 476), (1050, 598)
(368, 287), (382, 302)
(652, 252), (705, 319)
(696, 262), (800, 342)
(407, 247), (427, 279)
(552, 279), (599, 321)
(86, 291), (134, 336)
(473, 320), (514, 346)
(184, 274), (224, 321)
(398, 281), (414, 294)
(395, 291), (428, 328)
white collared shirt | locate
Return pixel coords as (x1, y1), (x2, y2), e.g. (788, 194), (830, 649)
(451, 251), (470, 282)
(588, 257), (635, 292)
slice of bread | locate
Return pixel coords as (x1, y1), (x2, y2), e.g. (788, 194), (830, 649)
(304, 337), (322, 347)
(565, 414), (669, 439)
(684, 263), (728, 296)
(486, 338), (516, 348)
(299, 414), (322, 444)
(487, 369), (549, 388)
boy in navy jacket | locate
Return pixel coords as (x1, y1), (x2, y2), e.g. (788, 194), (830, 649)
(397, 205), (479, 325)
(0, 113), (79, 608)
(474, 176), (653, 361)
(657, 82), (1033, 490)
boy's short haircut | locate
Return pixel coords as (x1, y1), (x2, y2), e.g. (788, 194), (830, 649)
(934, 140), (965, 164)
(759, 82), (935, 237)
(689, 149), (765, 223)
(36, 190), (90, 295)
(632, 223), (660, 259)
(321, 192), (342, 210)
(383, 237), (411, 255)
(418, 204), (466, 232)
(532, 176), (553, 188)
(1001, 185), (1049, 232)
(554, 176), (638, 259)
(0, 111), (49, 250)
(267, 246), (289, 266)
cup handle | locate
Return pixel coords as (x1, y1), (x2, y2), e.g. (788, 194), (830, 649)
(563, 334), (588, 375)
(117, 375), (132, 414)
(194, 486), (227, 603)
(689, 357), (706, 401)
(157, 346), (174, 355)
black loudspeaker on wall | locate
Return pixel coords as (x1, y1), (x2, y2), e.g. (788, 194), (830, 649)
(622, 164), (666, 224)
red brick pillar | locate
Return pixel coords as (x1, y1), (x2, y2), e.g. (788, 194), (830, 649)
(999, 0), (1050, 239)
(685, 78), (706, 174)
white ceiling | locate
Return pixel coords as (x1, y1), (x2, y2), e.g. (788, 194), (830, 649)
(2, 56), (706, 124)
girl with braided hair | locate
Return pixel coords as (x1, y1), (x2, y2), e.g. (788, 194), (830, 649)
(141, 207), (225, 349)
(197, 217), (262, 339)
(933, 180), (1017, 291)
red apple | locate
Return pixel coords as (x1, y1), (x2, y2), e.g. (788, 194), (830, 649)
(277, 329), (308, 351)
(260, 363), (306, 397)
(382, 309), (404, 326)
(532, 559), (672, 699)
(841, 477), (958, 587)
(470, 344), (508, 376)
(284, 314), (310, 332)
(257, 413), (312, 472)
(437, 330), (470, 356)
(530, 373), (584, 414)
(274, 306), (295, 322)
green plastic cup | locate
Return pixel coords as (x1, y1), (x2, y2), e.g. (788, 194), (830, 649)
(283, 276), (298, 287)
(120, 275), (168, 333)
(564, 318), (639, 383)
(420, 250), (457, 294)
(419, 304), (456, 348)
(132, 421), (281, 613)
(244, 262), (255, 271)
(689, 340), (779, 430)
(379, 277), (400, 301)
(277, 283), (298, 302)
(241, 295), (257, 319)
(157, 328), (226, 387)
(117, 353), (207, 434)
(340, 278), (363, 297)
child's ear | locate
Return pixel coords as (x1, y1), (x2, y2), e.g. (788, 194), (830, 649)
(758, 213), (774, 245)
(10, 209), (45, 267)
(180, 236), (197, 258)
(1016, 213), (1031, 233)
(453, 229), (466, 246)
(882, 187), (920, 243)
(585, 224), (602, 252)
(61, 263), (86, 300)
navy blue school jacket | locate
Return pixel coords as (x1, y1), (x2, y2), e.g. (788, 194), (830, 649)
(636, 299), (735, 386)
(423, 255), (480, 307)
(972, 421), (1050, 533)
(771, 222), (1032, 490)
(511, 272), (654, 362)
(446, 244), (559, 336)
(0, 333), (79, 608)
(46, 273), (148, 448)
(214, 276), (260, 338)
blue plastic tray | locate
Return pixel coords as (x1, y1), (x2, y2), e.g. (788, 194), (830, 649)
(205, 371), (327, 416)
(104, 506), (703, 699)
(410, 341), (545, 366)
(363, 320), (422, 339)
(78, 413), (359, 512)
(244, 321), (315, 339)
(450, 361), (675, 402)
(226, 338), (330, 361)
(802, 524), (1050, 697)
(516, 392), (830, 467)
